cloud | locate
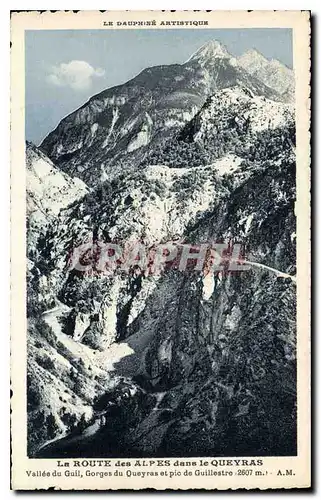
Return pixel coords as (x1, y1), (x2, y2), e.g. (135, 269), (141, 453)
(47, 60), (105, 91)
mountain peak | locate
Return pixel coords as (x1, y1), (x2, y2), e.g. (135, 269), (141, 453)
(238, 49), (291, 72)
(237, 48), (294, 98)
(186, 39), (231, 64)
(242, 48), (267, 60)
(237, 48), (269, 67)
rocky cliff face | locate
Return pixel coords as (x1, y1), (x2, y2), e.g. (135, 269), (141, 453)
(26, 141), (88, 250)
(27, 40), (296, 458)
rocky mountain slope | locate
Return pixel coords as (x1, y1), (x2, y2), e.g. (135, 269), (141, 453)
(39, 40), (287, 187)
(236, 49), (294, 101)
(26, 142), (88, 255)
(27, 41), (297, 458)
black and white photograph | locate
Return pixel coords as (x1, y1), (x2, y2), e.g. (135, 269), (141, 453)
(10, 10), (311, 490)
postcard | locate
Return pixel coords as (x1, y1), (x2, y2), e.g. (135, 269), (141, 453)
(10, 10), (311, 490)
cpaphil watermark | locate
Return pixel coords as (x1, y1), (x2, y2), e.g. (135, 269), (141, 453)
(68, 239), (251, 277)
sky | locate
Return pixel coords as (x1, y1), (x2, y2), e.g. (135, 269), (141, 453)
(25, 29), (293, 145)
